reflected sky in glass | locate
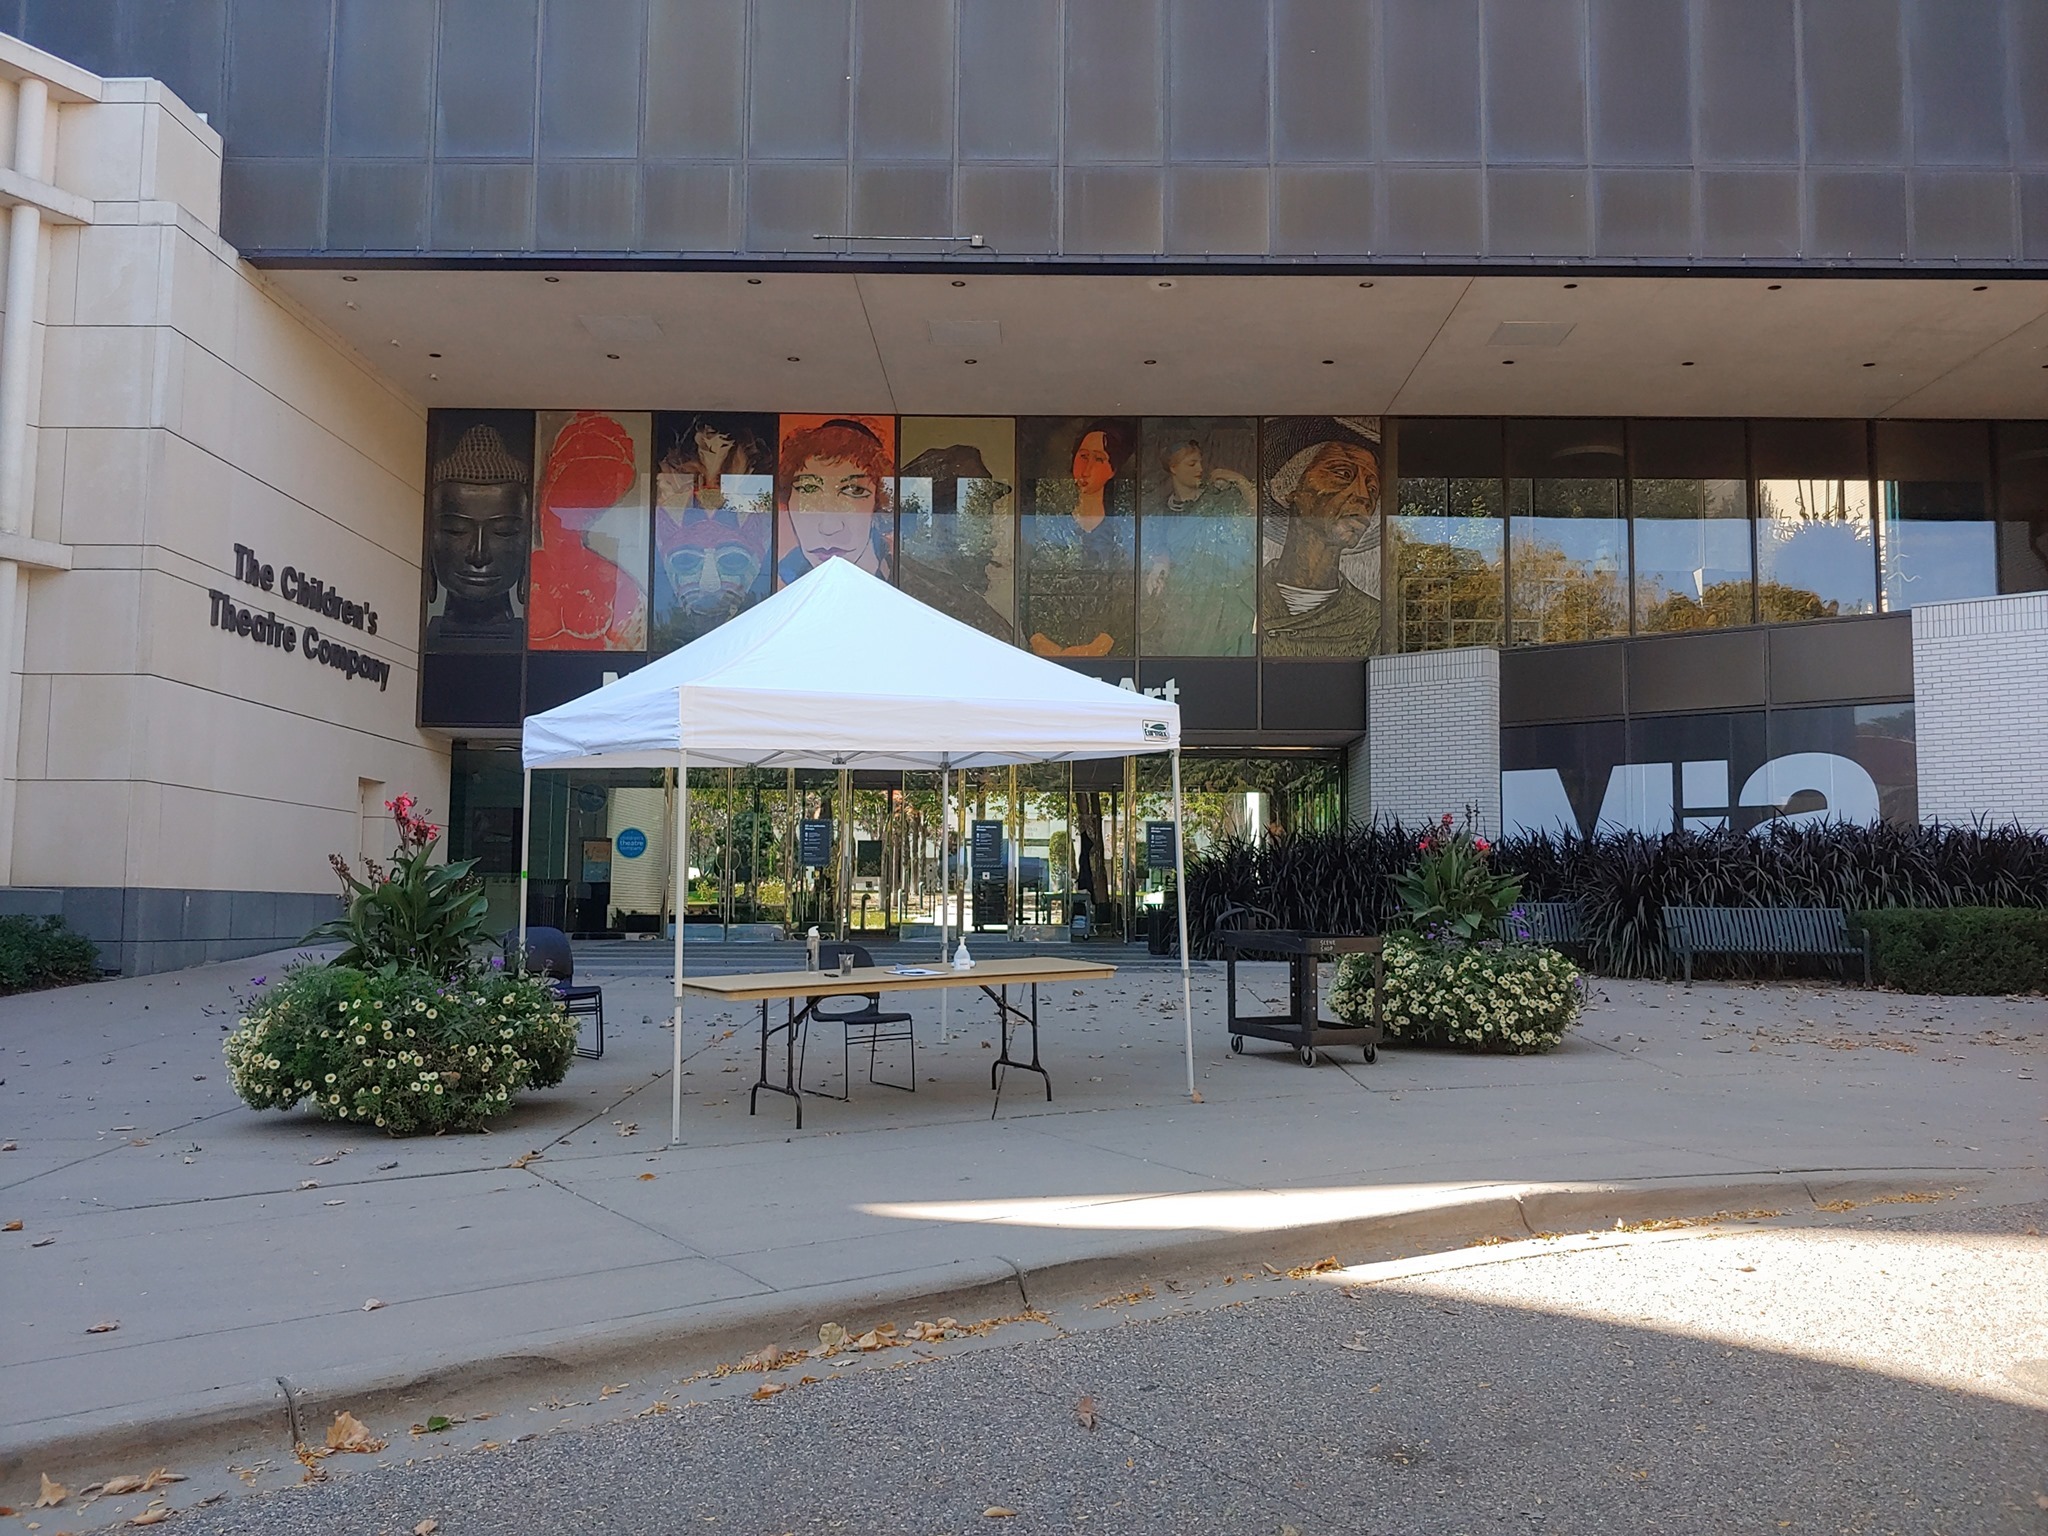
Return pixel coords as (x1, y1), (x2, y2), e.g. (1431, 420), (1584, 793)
(1756, 478), (1875, 617)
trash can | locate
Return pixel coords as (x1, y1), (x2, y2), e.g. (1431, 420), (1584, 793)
(1147, 900), (1178, 955)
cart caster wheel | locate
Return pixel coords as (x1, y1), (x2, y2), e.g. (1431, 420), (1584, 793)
(1363, 1044), (1378, 1065)
(1229, 1035), (1244, 1055)
(1298, 1046), (1318, 1067)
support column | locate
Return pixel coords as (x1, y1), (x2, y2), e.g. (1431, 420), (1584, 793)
(0, 77), (48, 885)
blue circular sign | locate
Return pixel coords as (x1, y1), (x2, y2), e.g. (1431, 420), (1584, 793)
(616, 827), (648, 859)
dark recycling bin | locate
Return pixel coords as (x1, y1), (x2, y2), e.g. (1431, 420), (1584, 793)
(1146, 900), (1178, 955)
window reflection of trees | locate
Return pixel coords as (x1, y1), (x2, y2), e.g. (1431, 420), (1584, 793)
(1631, 478), (1753, 633)
(1392, 477), (1505, 651)
(1508, 478), (1627, 644)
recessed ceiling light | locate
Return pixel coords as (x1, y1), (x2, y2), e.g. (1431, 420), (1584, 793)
(1682, 360), (1695, 367)
(428, 351), (442, 358)
(747, 277), (763, 285)
(429, 373), (439, 381)
(1862, 361), (1876, 367)
(1562, 282), (1578, 289)
(543, 275), (560, 283)
(786, 355), (800, 362)
(1153, 280), (1175, 290)
(1142, 359), (1157, 365)
(606, 352), (620, 360)
(1358, 281), (1374, 288)
(1972, 284), (1989, 291)
(1321, 359), (1335, 365)
(964, 358), (977, 365)
(1767, 283), (1783, 290)
(1502, 358), (1516, 365)
(950, 280), (966, 288)
(340, 274), (357, 283)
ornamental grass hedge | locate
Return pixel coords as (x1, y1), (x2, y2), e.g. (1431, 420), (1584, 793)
(1187, 819), (2048, 981)
(1852, 907), (2048, 996)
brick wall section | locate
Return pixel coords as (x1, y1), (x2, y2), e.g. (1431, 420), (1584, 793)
(1367, 648), (1502, 836)
(1912, 593), (2048, 831)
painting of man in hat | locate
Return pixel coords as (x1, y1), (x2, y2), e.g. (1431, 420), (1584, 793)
(1258, 416), (1385, 658)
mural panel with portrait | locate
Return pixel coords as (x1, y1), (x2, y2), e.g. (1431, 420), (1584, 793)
(1139, 417), (1258, 656)
(423, 409), (535, 652)
(528, 410), (652, 652)
(650, 411), (777, 653)
(1258, 416), (1385, 658)
(776, 414), (896, 587)
(897, 416), (1016, 640)
(1019, 417), (1139, 658)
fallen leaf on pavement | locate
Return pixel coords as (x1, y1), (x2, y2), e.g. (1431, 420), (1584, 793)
(3, 1219), (20, 1231)
(363, 1298), (385, 1311)
(637, 1173), (656, 1182)
(1076, 1395), (1097, 1431)
(100, 1475), (149, 1496)
(816, 1322), (848, 1355)
(738, 1345), (803, 1373)
(506, 1151), (541, 1170)
(140, 1470), (184, 1492)
(130, 1505), (172, 1525)
(415, 1520), (440, 1534)
(0, 1141), (15, 1150)
(750, 1382), (785, 1400)
(31, 1235), (54, 1247)
(1190, 1090), (1203, 1103)
(36, 1474), (68, 1506)
(325, 1411), (385, 1453)
(984, 1507), (1018, 1519)
(86, 1320), (120, 1334)
(1285, 1256), (1342, 1279)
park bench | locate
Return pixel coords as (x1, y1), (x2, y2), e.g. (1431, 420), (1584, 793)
(1499, 900), (1586, 950)
(1661, 905), (1872, 986)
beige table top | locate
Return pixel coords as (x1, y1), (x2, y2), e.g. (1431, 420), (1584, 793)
(677, 955), (1118, 1004)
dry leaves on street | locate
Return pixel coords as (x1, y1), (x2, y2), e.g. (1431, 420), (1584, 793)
(637, 1172), (657, 1182)
(1284, 1256), (1343, 1279)
(415, 1521), (440, 1535)
(86, 1319), (121, 1334)
(362, 1298), (385, 1311)
(750, 1382), (786, 1400)
(94, 1470), (185, 1498)
(506, 1150), (541, 1170)
(130, 1502), (173, 1526)
(1075, 1395), (1098, 1431)
(984, 1507), (1018, 1519)
(816, 1322), (849, 1355)
(3, 1219), (21, 1231)
(35, 1473), (68, 1507)
(737, 1344), (804, 1373)
(325, 1411), (386, 1453)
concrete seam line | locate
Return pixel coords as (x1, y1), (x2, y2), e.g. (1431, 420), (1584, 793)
(0, 1170), (2001, 1480)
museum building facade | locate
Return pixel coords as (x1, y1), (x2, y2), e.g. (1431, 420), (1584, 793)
(0, 5), (2043, 967)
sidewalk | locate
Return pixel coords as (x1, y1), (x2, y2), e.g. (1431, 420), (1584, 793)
(2, 947), (2041, 1484)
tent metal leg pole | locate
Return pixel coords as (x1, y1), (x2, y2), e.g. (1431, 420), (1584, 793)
(517, 768), (532, 960)
(939, 763), (951, 1043)
(671, 753), (689, 1147)
(1171, 748), (1196, 1102)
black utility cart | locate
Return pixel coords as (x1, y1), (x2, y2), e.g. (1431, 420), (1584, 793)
(1215, 929), (1384, 1066)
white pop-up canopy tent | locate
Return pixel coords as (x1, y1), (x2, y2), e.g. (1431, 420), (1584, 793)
(519, 557), (1194, 1144)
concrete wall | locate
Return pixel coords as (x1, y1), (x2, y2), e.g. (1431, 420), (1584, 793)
(1912, 591), (2048, 831)
(1366, 646), (1500, 835)
(0, 51), (447, 973)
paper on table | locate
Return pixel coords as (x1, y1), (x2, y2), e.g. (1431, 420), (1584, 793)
(890, 966), (940, 976)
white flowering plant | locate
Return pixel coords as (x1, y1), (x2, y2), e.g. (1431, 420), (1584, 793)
(224, 959), (576, 1134)
(1330, 933), (1583, 1054)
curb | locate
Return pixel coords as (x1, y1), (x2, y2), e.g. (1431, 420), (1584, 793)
(0, 1166), (2005, 1486)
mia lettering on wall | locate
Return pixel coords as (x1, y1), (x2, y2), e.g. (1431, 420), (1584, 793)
(1500, 706), (1917, 837)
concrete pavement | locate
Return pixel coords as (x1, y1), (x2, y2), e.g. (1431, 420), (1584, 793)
(1, 944), (2041, 1499)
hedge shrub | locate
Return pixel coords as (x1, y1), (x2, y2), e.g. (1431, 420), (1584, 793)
(1853, 907), (2048, 996)
(225, 960), (577, 1134)
(0, 915), (100, 994)
(1331, 935), (1583, 1053)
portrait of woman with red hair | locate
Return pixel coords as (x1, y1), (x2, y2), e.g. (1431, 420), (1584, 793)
(775, 414), (896, 587)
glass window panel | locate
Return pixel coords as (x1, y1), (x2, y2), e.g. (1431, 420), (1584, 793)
(1880, 480), (1997, 610)
(1508, 477), (1627, 644)
(1019, 418), (1138, 657)
(898, 417), (1019, 642)
(1137, 418), (1258, 656)
(1632, 478), (1753, 632)
(529, 411), (651, 651)
(649, 412), (776, 652)
(748, 0), (851, 158)
(1393, 476), (1504, 651)
(1259, 417), (1386, 658)
(775, 414), (897, 586)
(1382, 0), (1481, 160)
(1994, 421), (2048, 594)
(1754, 477), (1876, 618)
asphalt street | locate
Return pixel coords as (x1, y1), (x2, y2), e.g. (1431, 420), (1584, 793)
(118, 1194), (2045, 1536)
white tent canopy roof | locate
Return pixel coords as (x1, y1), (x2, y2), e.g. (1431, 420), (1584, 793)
(521, 558), (1181, 772)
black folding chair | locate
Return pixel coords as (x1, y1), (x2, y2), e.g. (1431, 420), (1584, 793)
(502, 926), (605, 1059)
(798, 942), (915, 1099)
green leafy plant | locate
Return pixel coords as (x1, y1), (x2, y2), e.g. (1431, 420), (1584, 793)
(0, 914), (99, 993)
(224, 960), (576, 1134)
(1331, 934), (1582, 1053)
(308, 794), (489, 979)
(1853, 907), (2048, 995)
(1391, 812), (1524, 943)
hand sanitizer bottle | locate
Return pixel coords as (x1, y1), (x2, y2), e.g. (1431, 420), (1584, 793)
(806, 926), (821, 971)
(952, 937), (974, 971)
